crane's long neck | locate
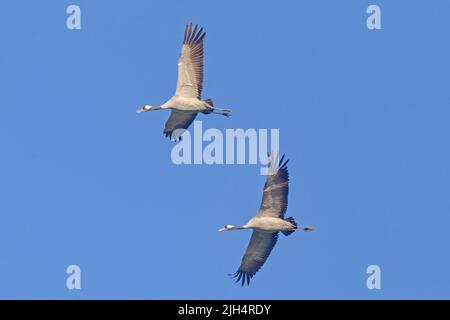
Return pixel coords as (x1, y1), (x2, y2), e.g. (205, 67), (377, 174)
(230, 225), (246, 230)
(146, 105), (162, 110)
(159, 100), (173, 109)
(144, 101), (172, 111)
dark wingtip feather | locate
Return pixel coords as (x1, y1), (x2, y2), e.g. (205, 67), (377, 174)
(191, 24), (198, 43)
(197, 31), (206, 43)
(183, 24), (188, 43)
(192, 27), (203, 43)
(279, 153), (289, 170)
(183, 23), (206, 45)
(267, 153), (289, 171)
(234, 271), (243, 284)
(187, 23), (193, 43)
(230, 270), (252, 287)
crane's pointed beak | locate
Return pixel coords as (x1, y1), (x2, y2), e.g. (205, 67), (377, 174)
(136, 107), (146, 113)
(218, 227), (227, 232)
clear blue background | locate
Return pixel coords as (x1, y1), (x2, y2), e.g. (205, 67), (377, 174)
(0, 0), (449, 299)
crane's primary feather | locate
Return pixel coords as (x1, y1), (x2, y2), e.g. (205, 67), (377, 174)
(175, 23), (206, 99)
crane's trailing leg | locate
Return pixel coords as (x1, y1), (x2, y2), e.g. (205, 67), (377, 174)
(212, 109), (231, 117)
(204, 98), (232, 117)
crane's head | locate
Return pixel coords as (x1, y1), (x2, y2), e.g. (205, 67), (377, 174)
(218, 225), (236, 232)
(136, 105), (159, 113)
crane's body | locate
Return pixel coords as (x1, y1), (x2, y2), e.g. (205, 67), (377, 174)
(148, 96), (213, 112)
(219, 153), (314, 286)
(137, 23), (230, 140)
(221, 217), (297, 233)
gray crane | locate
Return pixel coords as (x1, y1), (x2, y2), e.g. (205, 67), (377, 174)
(219, 153), (314, 286)
(136, 23), (231, 140)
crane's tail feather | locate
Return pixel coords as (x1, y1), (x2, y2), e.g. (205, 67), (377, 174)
(204, 98), (214, 107)
(285, 217), (297, 228)
(282, 217), (297, 236)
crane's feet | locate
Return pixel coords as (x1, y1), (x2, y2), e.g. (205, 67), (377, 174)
(212, 108), (231, 117)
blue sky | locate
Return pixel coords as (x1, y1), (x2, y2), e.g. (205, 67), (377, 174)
(0, 0), (449, 299)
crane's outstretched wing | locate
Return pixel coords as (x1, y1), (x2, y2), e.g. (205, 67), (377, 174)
(257, 153), (289, 218)
(163, 110), (197, 141)
(231, 231), (279, 286)
(175, 23), (206, 99)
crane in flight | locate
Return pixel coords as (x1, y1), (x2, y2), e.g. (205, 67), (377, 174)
(219, 153), (314, 286)
(137, 23), (231, 141)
